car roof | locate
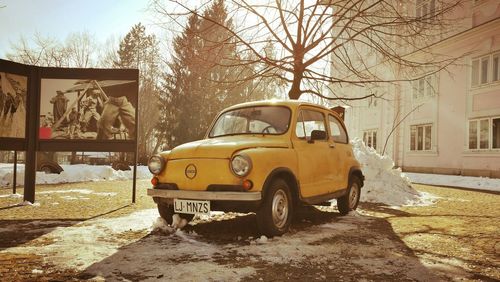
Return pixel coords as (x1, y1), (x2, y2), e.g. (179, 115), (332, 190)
(222, 100), (343, 119)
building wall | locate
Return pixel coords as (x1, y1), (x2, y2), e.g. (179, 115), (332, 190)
(341, 1), (500, 178)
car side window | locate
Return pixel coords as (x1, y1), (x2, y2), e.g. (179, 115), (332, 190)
(295, 109), (327, 140)
(328, 115), (348, 143)
(296, 111), (306, 138)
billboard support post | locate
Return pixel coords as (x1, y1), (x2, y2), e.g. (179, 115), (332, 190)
(132, 150), (137, 203)
(13, 151), (17, 195)
(23, 67), (40, 203)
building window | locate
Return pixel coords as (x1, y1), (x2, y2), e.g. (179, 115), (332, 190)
(412, 74), (437, 99)
(493, 54), (499, 82)
(481, 57), (489, 84)
(410, 124), (432, 151)
(363, 130), (377, 149)
(471, 52), (500, 87)
(468, 117), (500, 150)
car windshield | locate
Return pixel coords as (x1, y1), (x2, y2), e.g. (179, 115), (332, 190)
(209, 106), (291, 137)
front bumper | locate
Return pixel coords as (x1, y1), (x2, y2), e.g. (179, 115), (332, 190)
(147, 188), (262, 201)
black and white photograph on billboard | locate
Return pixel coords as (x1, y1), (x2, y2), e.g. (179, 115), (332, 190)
(39, 79), (137, 140)
(0, 72), (27, 138)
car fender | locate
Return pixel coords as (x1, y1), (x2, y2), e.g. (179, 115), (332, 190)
(233, 147), (298, 193)
(348, 166), (364, 187)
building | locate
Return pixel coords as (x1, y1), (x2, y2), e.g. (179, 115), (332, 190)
(334, 0), (500, 178)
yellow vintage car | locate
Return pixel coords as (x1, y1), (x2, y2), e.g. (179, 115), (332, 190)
(147, 100), (364, 236)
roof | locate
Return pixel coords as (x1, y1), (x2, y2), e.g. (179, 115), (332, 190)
(222, 100), (341, 118)
(223, 99), (329, 111)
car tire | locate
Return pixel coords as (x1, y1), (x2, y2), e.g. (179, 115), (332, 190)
(157, 203), (194, 225)
(337, 175), (361, 215)
(256, 178), (293, 237)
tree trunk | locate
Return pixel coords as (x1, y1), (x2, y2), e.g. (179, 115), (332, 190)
(288, 47), (304, 100)
(288, 75), (302, 100)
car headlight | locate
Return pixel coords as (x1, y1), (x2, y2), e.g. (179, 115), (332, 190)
(231, 154), (252, 177)
(148, 155), (165, 175)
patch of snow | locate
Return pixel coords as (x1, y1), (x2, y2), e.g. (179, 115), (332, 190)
(19, 200), (40, 207)
(31, 269), (43, 274)
(38, 189), (106, 195)
(402, 191), (440, 207)
(61, 195), (89, 200)
(405, 172), (500, 192)
(0, 164), (150, 187)
(347, 210), (361, 217)
(171, 214), (189, 230)
(0, 193), (23, 198)
(152, 217), (174, 234)
(255, 235), (269, 244)
(2, 204), (442, 281)
(238, 216), (371, 265)
(351, 138), (426, 206)
(2, 209), (158, 270)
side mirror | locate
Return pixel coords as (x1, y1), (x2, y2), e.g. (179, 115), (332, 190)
(309, 130), (327, 143)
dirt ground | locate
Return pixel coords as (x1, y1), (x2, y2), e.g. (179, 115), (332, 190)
(0, 180), (499, 281)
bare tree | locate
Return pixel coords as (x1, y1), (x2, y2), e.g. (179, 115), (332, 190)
(153, 0), (463, 101)
(6, 33), (66, 66)
(6, 32), (99, 68)
(98, 36), (121, 68)
(65, 32), (98, 68)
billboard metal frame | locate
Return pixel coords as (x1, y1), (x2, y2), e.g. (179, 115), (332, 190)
(0, 59), (139, 203)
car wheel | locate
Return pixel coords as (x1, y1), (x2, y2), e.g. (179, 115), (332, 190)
(337, 175), (361, 215)
(157, 203), (194, 225)
(256, 178), (293, 236)
(41, 165), (53, 174)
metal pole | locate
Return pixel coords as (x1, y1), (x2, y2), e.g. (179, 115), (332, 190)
(132, 150), (137, 203)
(24, 67), (39, 203)
(13, 151), (17, 194)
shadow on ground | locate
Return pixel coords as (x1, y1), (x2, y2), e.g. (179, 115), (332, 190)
(81, 206), (439, 281)
(0, 205), (130, 249)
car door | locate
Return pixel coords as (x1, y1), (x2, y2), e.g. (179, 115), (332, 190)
(292, 108), (333, 198)
(328, 114), (351, 191)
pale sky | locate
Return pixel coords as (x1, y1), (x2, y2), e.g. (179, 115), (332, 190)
(0, 0), (161, 58)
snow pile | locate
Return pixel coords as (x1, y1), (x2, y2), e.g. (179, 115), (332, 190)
(0, 164), (150, 187)
(351, 138), (423, 206)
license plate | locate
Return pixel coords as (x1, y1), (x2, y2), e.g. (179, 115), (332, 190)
(173, 199), (210, 215)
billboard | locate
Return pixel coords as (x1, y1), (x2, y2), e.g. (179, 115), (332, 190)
(39, 79), (137, 140)
(0, 71), (27, 138)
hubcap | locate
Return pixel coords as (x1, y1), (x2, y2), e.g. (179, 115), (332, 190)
(349, 182), (359, 209)
(272, 189), (289, 229)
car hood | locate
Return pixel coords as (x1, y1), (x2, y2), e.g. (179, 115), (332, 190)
(167, 136), (290, 160)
